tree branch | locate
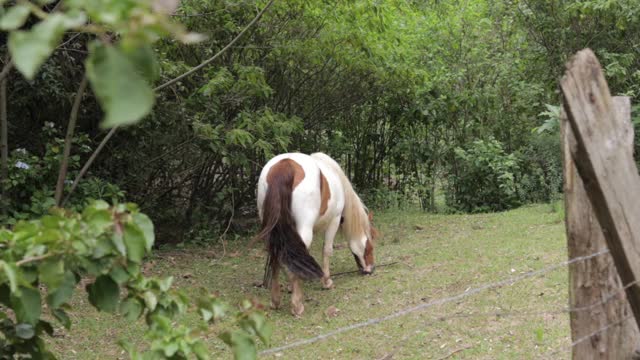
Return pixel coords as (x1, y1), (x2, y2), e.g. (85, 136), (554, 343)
(0, 60), (13, 83)
(16, 253), (55, 267)
(63, 0), (276, 205)
(0, 60), (10, 216)
(55, 75), (88, 206)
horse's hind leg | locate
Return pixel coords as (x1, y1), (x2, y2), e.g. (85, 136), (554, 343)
(321, 216), (341, 289)
(270, 264), (281, 310)
(288, 272), (304, 316)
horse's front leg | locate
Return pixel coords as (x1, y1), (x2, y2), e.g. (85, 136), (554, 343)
(321, 216), (341, 289)
(288, 271), (304, 317)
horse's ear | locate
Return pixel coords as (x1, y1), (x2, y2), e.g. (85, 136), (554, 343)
(368, 211), (374, 222)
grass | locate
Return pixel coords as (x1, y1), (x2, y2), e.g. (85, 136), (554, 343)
(49, 203), (571, 359)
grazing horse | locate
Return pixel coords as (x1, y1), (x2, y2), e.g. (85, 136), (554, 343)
(256, 152), (377, 316)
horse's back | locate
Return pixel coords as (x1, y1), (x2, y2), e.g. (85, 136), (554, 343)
(310, 153), (345, 221)
(257, 153), (321, 221)
(258, 152), (345, 231)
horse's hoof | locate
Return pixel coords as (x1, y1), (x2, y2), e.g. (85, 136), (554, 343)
(321, 277), (334, 290)
(291, 303), (304, 317)
(287, 284), (293, 294)
(270, 301), (280, 310)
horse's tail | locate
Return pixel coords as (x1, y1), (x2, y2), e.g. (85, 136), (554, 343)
(257, 163), (323, 287)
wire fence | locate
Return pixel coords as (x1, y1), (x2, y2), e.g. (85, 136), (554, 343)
(545, 315), (634, 359)
(259, 249), (629, 356)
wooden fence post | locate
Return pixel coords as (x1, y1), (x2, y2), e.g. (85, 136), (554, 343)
(561, 49), (640, 354)
(563, 95), (640, 358)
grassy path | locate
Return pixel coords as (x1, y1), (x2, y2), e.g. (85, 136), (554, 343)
(51, 204), (571, 359)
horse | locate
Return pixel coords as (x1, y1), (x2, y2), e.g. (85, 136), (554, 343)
(256, 152), (377, 316)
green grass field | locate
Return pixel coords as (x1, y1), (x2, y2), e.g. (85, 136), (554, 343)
(50, 203), (572, 359)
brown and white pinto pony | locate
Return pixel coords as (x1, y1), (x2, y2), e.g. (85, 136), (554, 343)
(256, 152), (377, 316)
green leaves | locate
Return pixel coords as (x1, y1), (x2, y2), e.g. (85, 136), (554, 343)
(219, 331), (256, 360)
(0, 5), (31, 31)
(15, 323), (35, 339)
(38, 259), (65, 288)
(11, 287), (41, 325)
(133, 213), (155, 251)
(87, 275), (120, 313)
(0, 190), (269, 359)
(0, 261), (19, 294)
(120, 297), (144, 321)
(117, 213), (155, 263)
(86, 42), (155, 128)
(8, 14), (69, 79)
(143, 291), (157, 311)
(47, 271), (78, 309)
(226, 129), (254, 147)
(123, 222), (146, 263)
(238, 310), (273, 347)
(120, 42), (160, 83)
(197, 295), (228, 323)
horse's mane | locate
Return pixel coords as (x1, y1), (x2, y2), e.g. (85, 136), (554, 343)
(311, 153), (373, 241)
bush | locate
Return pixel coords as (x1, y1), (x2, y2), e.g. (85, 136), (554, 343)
(0, 124), (124, 226)
(0, 201), (271, 359)
(361, 186), (413, 211)
(517, 134), (562, 203)
(446, 139), (520, 212)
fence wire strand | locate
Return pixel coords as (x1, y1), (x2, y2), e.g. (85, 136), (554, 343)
(545, 315), (634, 358)
(362, 281), (635, 360)
(259, 249), (610, 355)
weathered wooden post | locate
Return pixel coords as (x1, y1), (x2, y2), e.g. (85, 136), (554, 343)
(563, 96), (640, 358)
(562, 49), (640, 358)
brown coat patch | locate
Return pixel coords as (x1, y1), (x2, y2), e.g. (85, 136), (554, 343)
(267, 159), (305, 189)
(364, 239), (374, 266)
(319, 171), (331, 216)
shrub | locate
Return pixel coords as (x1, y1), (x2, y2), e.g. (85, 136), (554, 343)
(0, 201), (270, 359)
(361, 186), (413, 211)
(0, 124), (124, 226)
(446, 138), (520, 212)
(517, 134), (562, 203)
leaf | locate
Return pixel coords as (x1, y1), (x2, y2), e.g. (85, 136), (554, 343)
(109, 266), (129, 285)
(211, 298), (227, 320)
(241, 312), (272, 345)
(132, 213), (155, 251)
(200, 308), (213, 322)
(11, 286), (41, 325)
(219, 331), (256, 360)
(120, 41), (160, 82)
(87, 275), (120, 313)
(59, 10), (87, 28)
(53, 308), (71, 329)
(0, 5), (31, 30)
(192, 341), (210, 360)
(86, 42), (155, 128)
(156, 276), (173, 292)
(38, 259), (65, 288)
(87, 208), (113, 232)
(111, 232), (126, 256)
(15, 323), (35, 339)
(0, 260), (19, 294)
(123, 223), (146, 263)
(8, 14), (68, 79)
(255, 318), (272, 346)
(143, 291), (157, 311)
(120, 297), (143, 321)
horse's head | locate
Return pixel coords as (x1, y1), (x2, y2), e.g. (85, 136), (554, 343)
(350, 211), (377, 275)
